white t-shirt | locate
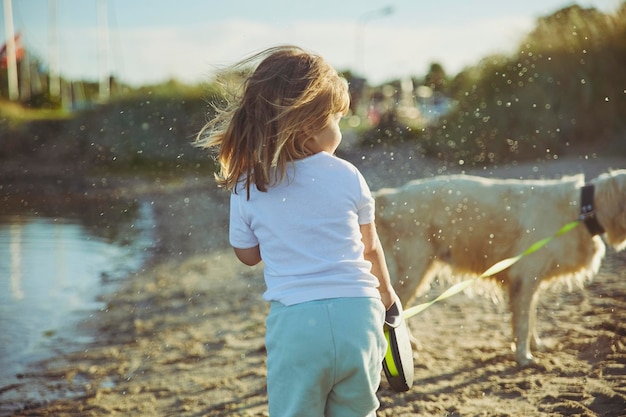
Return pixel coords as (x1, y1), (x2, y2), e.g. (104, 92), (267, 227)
(229, 151), (380, 305)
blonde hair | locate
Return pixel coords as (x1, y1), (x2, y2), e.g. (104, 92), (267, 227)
(196, 45), (350, 197)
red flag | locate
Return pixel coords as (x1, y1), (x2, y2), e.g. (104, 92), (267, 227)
(0, 33), (25, 69)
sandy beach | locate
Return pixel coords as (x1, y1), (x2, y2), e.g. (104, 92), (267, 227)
(2, 144), (625, 416)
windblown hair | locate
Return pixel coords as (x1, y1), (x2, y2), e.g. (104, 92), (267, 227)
(196, 45), (350, 197)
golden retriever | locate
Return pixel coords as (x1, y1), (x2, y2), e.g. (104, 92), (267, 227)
(374, 170), (626, 365)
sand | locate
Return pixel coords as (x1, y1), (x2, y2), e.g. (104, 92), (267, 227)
(2, 144), (625, 416)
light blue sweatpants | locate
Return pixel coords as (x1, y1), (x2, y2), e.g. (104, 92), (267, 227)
(266, 297), (387, 417)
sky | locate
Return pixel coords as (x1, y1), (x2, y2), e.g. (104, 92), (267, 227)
(1, 0), (623, 86)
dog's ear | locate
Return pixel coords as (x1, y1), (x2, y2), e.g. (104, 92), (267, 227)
(594, 170), (626, 251)
(610, 171), (626, 250)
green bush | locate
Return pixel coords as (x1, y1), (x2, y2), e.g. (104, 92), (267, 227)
(416, 4), (626, 166)
(0, 83), (222, 176)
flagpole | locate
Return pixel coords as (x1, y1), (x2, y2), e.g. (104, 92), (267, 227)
(49, 0), (61, 99)
(3, 0), (19, 100)
(98, 0), (110, 102)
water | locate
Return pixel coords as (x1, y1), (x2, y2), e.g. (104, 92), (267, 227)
(0, 202), (155, 393)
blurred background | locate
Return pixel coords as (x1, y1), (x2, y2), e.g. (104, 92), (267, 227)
(1, 0), (625, 166)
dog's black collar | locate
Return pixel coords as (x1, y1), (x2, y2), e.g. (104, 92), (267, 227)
(580, 184), (605, 236)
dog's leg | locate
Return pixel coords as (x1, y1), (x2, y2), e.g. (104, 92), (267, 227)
(507, 275), (540, 366)
(389, 240), (437, 307)
(391, 247), (439, 351)
(529, 303), (544, 352)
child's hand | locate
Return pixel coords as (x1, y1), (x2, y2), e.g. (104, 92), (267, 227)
(379, 290), (397, 310)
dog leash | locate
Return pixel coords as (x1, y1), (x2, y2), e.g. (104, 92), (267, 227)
(403, 219), (582, 320)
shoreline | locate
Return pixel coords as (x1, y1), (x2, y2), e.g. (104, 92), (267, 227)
(2, 149), (625, 416)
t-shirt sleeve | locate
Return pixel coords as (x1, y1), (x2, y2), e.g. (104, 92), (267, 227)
(229, 192), (259, 249)
(356, 170), (375, 225)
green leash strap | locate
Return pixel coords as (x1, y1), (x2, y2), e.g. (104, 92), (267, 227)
(403, 219), (582, 320)
(384, 330), (399, 376)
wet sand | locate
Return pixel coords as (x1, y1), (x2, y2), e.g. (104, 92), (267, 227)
(2, 145), (625, 416)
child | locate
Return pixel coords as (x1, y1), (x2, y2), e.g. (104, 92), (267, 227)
(197, 45), (397, 417)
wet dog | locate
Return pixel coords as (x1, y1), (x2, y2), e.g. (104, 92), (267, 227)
(375, 170), (626, 365)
